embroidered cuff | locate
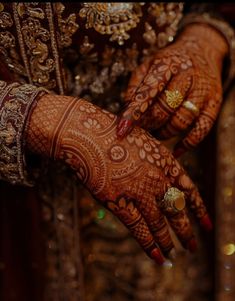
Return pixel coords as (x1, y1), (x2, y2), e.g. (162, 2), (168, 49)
(0, 81), (49, 186)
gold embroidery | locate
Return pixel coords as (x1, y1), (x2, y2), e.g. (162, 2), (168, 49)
(143, 22), (157, 45)
(0, 10), (13, 27)
(70, 3), (184, 99)
(0, 5), (26, 77)
(72, 43), (139, 97)
(80, 35), (94, 55)
(21, 17), (55, 86)
(12, 3), (65, 93)
(45, 3), (65, 94)
(54, 2), (79, 48)
(148, 3), (184, 48)
(0, 80), (48, 185)
(79, 3), (144, 45)
(16, 3), (56, 88)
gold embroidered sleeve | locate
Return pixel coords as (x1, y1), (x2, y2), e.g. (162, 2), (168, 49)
(0, 81), (49, 186)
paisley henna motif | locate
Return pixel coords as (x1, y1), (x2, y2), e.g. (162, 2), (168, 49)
(26, 93), (212, 262)
(117, 23), (229, 155)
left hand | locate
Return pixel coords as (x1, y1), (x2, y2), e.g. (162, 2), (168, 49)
(26, 94), (212, 264)
(117, 23), (229, 157)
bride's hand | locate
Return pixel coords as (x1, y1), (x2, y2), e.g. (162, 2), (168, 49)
(117, 23), (228, 157)
(26, 94), (212, 264)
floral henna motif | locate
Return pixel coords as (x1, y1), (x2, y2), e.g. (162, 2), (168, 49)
(117, 48), (193, 137)
(106, 195), (163, 260)
(117, 23), (229, 154)
(26, 94), (212, 262)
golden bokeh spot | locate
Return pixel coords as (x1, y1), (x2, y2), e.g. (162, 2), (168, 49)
(222, 243), (235, 255)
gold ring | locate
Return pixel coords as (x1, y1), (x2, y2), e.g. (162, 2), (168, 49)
(182, 100), (199, 116)
(165, 90), (184, 109)
(159, 187), (186, 213)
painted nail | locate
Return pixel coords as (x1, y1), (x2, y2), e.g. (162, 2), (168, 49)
(117, 118), (133, 138)
(200, 214), (213, 232)
(186, 237), (198, 253)
(150, 248), (165, 265)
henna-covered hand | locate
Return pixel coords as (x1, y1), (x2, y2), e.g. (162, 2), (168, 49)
(117, 23), (229, 157)
(26, 94), (212, 264)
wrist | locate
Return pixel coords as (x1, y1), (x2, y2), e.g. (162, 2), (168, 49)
(179, 23), (229, 59)
(52, 98), (115, 196)
(179, 13), (235, 90)
(25, 93), (76, 158)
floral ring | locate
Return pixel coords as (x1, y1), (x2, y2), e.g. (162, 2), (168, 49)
(159, 187), (186, 214)
(164, 90), (184, 109)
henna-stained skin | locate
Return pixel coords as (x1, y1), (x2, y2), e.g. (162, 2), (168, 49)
(117, 23), (229, 156)
(26, 93), (212, 263)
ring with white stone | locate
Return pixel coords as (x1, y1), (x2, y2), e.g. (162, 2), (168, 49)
(182, 100), (199, 116)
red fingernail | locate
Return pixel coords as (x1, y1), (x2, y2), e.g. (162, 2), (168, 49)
(173, 146), (186, 158)
(200, 214), (213, 232)
(151, 248), (165, 265)
(117, 118), (133, 138)
(186, 237), (198, 253)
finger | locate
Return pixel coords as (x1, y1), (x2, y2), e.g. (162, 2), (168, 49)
(157, 92), (201, 140)
(136, 194), (175, 257)
(166, 209), (197, 253)
(175, 170), (213, 232)
(157, 74), (209, 140)
(117, 57), (174, 138)
(142, 73), (192, 131)
(158, 192), (197, 253)
(124, 57), (152, 103)
(173, 96), (222, 157)
(106, 195), (166, 265)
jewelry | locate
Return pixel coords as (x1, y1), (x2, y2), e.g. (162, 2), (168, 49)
(165, 90), (184, 109)
(182, 100), (199, 116)
(159, 187), (186, 213)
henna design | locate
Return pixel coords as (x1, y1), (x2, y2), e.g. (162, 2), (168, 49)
(26, 93), (212, 261)
(140, 73), (192, 131)
(117, 48), (193, 137)
(106, 195), (162, 260)
(118, 23), (228, 153)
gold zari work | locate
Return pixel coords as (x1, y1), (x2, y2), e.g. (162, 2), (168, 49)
(79, 3), (143, 45)
(54, 3), (79, 48)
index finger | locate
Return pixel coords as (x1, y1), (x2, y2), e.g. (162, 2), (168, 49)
(117, 57), (173, 138)
(124, 57), (152, 103)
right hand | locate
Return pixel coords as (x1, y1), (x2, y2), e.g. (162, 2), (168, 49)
(116, 23), (228, 158)
(26, 94), (212, 264)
